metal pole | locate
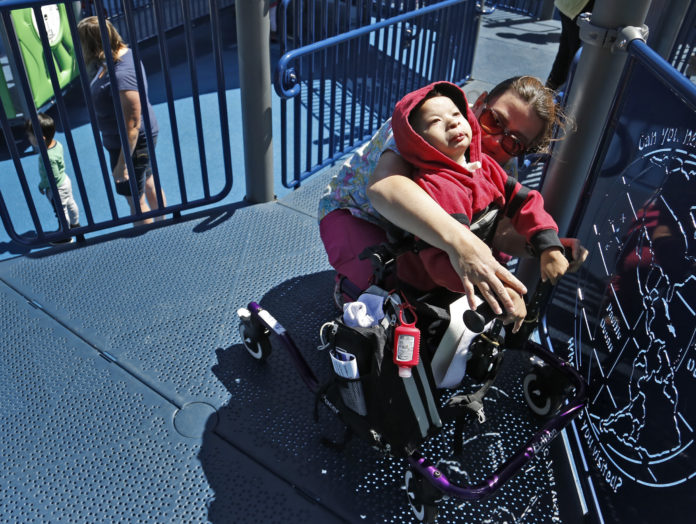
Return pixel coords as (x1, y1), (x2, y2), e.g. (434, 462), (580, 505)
(645, 0), (691, 60)
(516, 0), (652, 289)
(236, 0), (275, 203)
(538, 0), (556, 20)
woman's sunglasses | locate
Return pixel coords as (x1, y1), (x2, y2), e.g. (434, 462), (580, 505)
(478, 104), (528, 157)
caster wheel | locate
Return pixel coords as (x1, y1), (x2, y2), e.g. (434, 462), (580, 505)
(237, 311), (272, 361)
(404, 469), (440, 523)
(523, 365), (564, 417)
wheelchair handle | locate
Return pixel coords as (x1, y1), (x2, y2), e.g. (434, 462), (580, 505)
(463, 301), (497, 333)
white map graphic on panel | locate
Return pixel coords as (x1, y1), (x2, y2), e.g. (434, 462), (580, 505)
(573, 142), (696, 489)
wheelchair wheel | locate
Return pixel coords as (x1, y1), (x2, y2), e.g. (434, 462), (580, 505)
(523, 365), (564, 418)
(404, 468), (440, 523)
(237, 309), (272, 361)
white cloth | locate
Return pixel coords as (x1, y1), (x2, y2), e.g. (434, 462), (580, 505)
(342, 293), (385, 327)
(430, 295), (497, 389)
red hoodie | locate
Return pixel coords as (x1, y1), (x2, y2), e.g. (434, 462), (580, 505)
(392, 81), (562, 292)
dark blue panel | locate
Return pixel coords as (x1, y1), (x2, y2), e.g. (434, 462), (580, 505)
(544, 42), (696, 522)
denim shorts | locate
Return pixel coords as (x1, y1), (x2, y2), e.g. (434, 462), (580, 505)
(108, 134), (156, 197)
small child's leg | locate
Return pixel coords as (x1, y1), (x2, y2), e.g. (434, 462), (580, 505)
(58, 178), (80, 228)
(45, 189), (63, 229)
(56, 177), (80, 227)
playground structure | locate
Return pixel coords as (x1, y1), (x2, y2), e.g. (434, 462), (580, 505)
(0, 1), (695, 522)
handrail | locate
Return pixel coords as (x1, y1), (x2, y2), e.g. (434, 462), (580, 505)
(274, 0), (480, 188)
(0, 0), (59, 7)
(631, 39), (696, 106)
(274, 0), (467, 99)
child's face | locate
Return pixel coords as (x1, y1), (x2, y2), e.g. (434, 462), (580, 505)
(412, 95), (472, 162)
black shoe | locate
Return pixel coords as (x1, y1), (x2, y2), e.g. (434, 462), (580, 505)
(70, 223), (81, 229)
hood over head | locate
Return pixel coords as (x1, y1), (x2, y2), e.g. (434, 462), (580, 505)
(392, 81), (482, 171)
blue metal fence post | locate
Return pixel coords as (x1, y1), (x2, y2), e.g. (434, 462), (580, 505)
(516, 0), (652, 290)
(236, 0), (275, 203)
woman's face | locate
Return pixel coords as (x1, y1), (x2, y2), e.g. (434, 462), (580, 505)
(472, 90), (544, 165)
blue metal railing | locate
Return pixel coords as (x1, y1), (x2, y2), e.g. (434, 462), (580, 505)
(83, 0), (236, 44)
(274, 0), (481, 188)
(0, 0), (234, 245)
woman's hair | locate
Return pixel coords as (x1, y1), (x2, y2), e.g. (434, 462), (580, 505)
(77, 16), (126, 66)
(488, 75), (574, 154)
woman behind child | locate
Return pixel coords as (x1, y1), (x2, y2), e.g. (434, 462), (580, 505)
(25, 112), (80, 243)
(77, 16), (166, 225)
(319, 76), (586, 328)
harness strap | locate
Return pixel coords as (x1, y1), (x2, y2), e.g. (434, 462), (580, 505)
(357, 202), (505, 290)
(451, 213), (470, 227)
(337, 275), (364, 302)
(447, 374), (497, 455)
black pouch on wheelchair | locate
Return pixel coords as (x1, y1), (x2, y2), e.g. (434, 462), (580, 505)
(318, 313), (442, 457)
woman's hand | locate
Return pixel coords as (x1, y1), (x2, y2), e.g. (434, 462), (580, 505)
(112, 89), (141, 185)
(112, 165), (129, 184)
(540, 247), (569, 284)
(445, 229), (527, 314)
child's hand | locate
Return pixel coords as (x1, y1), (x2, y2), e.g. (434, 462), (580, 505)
(560, 237), (588, 272)
(502, 286), (527, 333)
(540, 247), (569, 284)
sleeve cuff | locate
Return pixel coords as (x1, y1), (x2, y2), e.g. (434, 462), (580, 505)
(526, 230), (563, 257)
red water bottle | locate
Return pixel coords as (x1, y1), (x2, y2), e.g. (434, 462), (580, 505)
(393, 304), (420, 378)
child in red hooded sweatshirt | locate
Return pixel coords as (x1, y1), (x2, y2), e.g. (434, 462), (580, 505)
(391, 81), (568, 293)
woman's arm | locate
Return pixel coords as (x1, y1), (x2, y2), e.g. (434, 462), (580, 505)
(366, 150), (527, 315)
(112, 89), (141, 182)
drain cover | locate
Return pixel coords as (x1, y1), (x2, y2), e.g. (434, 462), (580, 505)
(173, 402), (218, 438)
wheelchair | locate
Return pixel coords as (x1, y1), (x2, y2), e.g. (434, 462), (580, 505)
(236, 233), (586, 522)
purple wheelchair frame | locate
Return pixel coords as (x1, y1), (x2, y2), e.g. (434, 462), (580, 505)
(240, 300), (586, 501)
